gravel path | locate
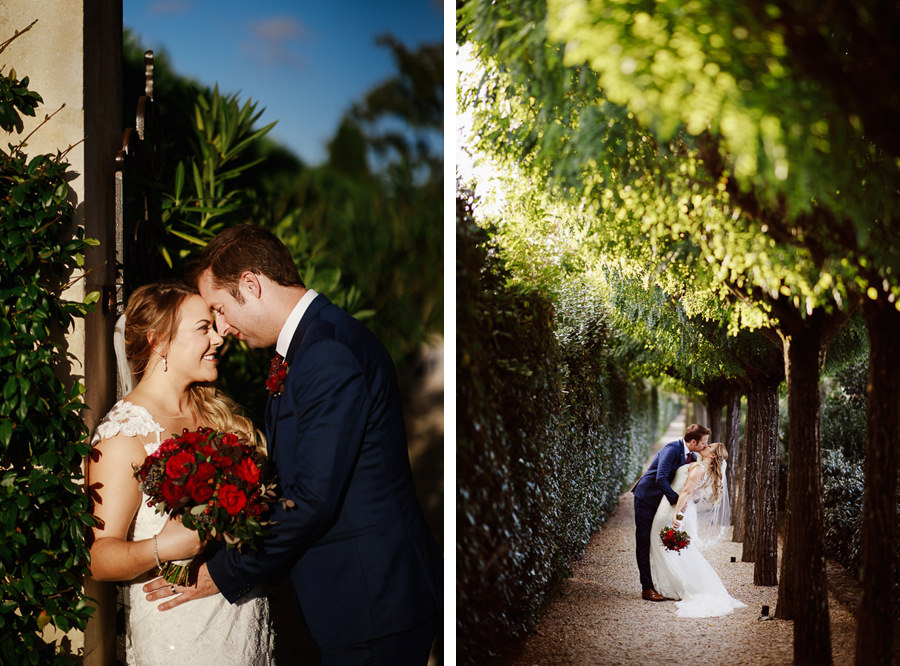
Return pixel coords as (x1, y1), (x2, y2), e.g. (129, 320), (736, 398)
(502, 414), (869, 666)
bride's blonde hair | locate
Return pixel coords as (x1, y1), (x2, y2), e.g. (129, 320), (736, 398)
(705, 442), (728, 504)
(124, 280), (263, 451)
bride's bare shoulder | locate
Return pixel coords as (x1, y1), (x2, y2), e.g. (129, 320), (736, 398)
(89, 432), (147, 468)
(686, 462), (705, 479)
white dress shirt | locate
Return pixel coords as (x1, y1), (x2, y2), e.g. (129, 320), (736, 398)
(275, 289), (318, 358)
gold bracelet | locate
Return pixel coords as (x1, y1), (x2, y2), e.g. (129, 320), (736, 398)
(152, 534), (162, 568)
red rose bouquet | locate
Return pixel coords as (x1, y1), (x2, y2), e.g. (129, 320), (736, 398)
(660, 518), (691, 554)
(134, 427), (277, 583)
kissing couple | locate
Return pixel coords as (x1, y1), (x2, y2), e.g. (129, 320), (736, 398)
(632, 422), (746, 617)
(87, 225), (443, 665)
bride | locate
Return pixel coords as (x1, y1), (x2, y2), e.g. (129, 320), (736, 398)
(649, 441), (746, 618)
(87, 280), (275, 665)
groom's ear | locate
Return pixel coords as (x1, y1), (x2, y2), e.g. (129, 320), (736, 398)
(239, 271), (263, 300)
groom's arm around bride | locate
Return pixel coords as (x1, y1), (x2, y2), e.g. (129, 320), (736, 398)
(145, 226), (442, 665)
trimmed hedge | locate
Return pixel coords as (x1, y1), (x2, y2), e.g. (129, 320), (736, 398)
(456, 192), (677, 664)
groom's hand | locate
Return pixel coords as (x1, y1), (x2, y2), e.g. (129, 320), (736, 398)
(143, 563), (220, 611)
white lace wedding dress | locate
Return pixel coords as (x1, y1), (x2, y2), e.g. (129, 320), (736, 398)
(91, 400), (275, 665)
(649, 463), (746, 618)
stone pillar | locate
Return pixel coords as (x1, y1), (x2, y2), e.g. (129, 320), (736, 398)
(0, 2), (122, 664)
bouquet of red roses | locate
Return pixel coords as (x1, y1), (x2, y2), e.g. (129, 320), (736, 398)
(134, 427), (278, 583)
(660, 513), (691, 554)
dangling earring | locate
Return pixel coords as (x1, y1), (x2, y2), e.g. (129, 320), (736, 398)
(163, 355), (168, 372)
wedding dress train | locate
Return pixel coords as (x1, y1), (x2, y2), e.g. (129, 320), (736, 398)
(92, 400), (275, 665)
(649, 463), (746, 618)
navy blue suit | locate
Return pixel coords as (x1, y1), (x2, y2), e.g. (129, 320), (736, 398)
(208, 295), (442, 660)
(632, 438), (690, 591)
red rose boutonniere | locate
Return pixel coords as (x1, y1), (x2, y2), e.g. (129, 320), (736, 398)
(266, 353), (289, 397)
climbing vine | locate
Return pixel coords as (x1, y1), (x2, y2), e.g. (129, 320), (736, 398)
(0, 25), (99, 664)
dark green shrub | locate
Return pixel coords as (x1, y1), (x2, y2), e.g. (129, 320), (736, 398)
(821, 362), (867, 459)
(820, 360), (900, 617)
(822, 449), (864, 574)
(456, 188), (677, 665)
(820, 358), (869, 575)
(1, 48), (98, 663)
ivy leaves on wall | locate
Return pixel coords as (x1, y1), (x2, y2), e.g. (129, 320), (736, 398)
(1, 27), (99, 663)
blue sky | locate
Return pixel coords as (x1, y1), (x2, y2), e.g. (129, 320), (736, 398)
(124, 0), (444, 165)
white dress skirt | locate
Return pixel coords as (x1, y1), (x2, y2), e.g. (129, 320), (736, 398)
(648, 463), (746, 618)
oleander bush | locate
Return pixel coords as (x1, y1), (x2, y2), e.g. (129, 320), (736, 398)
(456, 190), (677, 665)
(1, 40), (99, 664)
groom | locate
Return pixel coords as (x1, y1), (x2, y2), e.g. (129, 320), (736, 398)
(146, 225), (442, 665)
(632, 422), (710, 601)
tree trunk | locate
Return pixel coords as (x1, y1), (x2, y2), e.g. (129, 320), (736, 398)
(855, 297), (900, 665)
(740, 387), (761, 562)
(690, 400), (708, 427)
(707, 394), (724, 442)
(774, 324), (832, 666)
(731, 438), (745, 542)
(725, 389), (742, 520)
(753, 382), (779, 586)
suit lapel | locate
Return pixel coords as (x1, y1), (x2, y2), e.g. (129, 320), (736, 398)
(284, 293), (329, 365)
(266, 294), (330, 457)
(264, 395), (276, 456)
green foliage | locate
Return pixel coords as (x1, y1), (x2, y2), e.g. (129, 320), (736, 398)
(545, 0), (898, 228)
(351, 37), (443, 184)
(161, 86), (275, 253)
(0, 23), (42, 136)
(278, 159), (442, 364)
(471, 157), (772, 400)
(0, 69), (41, 136)
(822, 450), (864, 575)
(821, 444), (900, 621)
(277, 38), (445, 364)
(458, 0), (900, 324)
(456, 186), (677, 664)
(0, 48), (98, 662)
(820, 360), (900, 616)
(821, 360), (868, 460)
(154, 86), (277, 270)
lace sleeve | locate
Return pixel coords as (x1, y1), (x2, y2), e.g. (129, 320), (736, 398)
(91, 401), (163, 447)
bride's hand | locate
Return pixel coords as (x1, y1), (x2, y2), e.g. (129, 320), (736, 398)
(156, 517), (204, 561)
(672, 513), (682, 529)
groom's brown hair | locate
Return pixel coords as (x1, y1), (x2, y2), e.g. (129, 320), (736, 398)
(684, 423), (711, 443)
(187, 225), (304, 300)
